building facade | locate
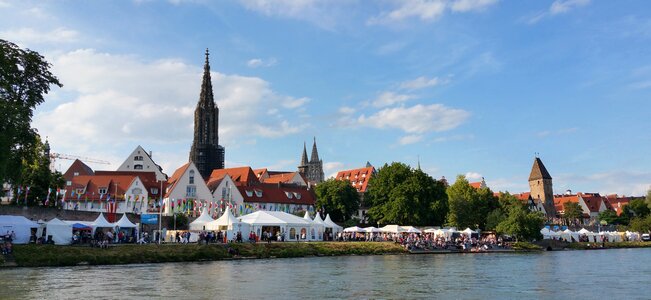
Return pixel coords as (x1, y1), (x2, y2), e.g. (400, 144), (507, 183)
(298, 138), (324, 185)
(189, 49), (225, 179)
(116, 145), (167, 181)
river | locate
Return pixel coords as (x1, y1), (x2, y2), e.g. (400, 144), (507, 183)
(1, 248), (650, 299)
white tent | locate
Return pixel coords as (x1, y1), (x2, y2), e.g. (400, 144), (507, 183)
(45, 218), (73, 245)
(380, 225), (404, 233)
(0, 215), (39, 244)
(540, 227), (551, 239)
(462, 228), (478, 236)
(323, 214), (343, 232)
(344, 226), (365, 232)
(92, 213), (114, 229)
(578, 228), (591, 234)
(207, 209), (239, 231)
(406, 227), (422, 234)
(303, 211), (313, 222)
(115, 214), (137, 228)
(424, 228), (438, 233)
(189, 208), (215, 231)
(238, 210), (315, 241)
(364, 227), (382, 233)
(312, 213), (326, 240)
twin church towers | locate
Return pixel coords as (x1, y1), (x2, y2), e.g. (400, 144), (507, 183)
(189, 49), (323, 184)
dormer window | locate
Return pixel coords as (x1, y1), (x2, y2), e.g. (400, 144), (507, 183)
(285, 192), (293, 199)
(151, 188), (158, 195)
(294, 192), (301, 199)
(245, 190), (253, 197)
(255, 189), (263, 197)
(98, 187), (107, 194)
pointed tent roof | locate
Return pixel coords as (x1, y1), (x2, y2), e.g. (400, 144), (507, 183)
(92, 213), (114, 228)
(310, 137), (320, 162)
(323, 214), (343, 230)
(300, 142), (308, 166)
(238, 210), (312, 226)
(303, 211), (312, 221)
(189, 208), (215, 230)
(529, 157), (552, 181)
(116, 214), (137, 228)
(313, 212), (326, 226)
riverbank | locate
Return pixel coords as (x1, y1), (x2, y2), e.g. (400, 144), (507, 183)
(6, 242), (408, 267)
(566, 241), (651, 250)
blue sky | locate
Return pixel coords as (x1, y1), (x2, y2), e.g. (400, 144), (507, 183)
(1, 0), (650, 196)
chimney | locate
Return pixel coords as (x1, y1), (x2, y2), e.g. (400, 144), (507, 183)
(565, 189), (572, 195)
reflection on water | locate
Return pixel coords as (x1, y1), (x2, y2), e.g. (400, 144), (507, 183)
(1, 248), (650, 299)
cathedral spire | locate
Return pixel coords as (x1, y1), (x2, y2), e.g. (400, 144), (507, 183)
(310, 137), (320, 162)
(199, 48), (214, 108)
(300, 141), (308, 166)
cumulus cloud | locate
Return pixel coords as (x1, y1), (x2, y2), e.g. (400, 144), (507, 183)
(324, 161), (345, 179)
(465, 172), (483, 180)
(0, 27), (79, 45)
(357, 104), (470, 133)
(33, 49), (309, 170)
(450, 0), (498, 12)
(246, 57), (277, 68)
(555, 171), (651, 196)
(399, 76), (447, 90)
(371, 92), (415, 108)
(238, 0), (352, 30)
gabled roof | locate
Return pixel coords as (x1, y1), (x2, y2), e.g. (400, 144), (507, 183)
(554, 194), (580, 214)
(579, 193), (606, 213)
(165, 163), (190, 198)
(95, 171), (164, 195)
(65, 174), (144, 201)
(253, 168), (268, 179)
(605, 195), (631, 216)
(236, 184), (316, 205)
(207, 166), (259, 187)
(529, 157), (552, 181)
(335, 166), (375, 193)
(64, 159), (94, 181)
(262, 172), (300, 184)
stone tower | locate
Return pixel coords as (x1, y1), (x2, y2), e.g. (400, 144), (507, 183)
(298, 138), (324, 184)
(528, 157), (555, 217)
(189, 49), (225, 179)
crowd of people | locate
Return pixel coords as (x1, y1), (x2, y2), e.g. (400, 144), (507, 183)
(334, 231), (511, 252)
(1, 231), (15, 255)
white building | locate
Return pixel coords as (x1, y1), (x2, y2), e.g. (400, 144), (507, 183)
(117, 145), (167, 181)
(163, 162), (213, 216)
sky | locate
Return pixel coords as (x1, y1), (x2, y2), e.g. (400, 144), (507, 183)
(1, 0), (650, 196)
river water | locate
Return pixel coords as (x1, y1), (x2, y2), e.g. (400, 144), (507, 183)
(1, 248), (650, 299)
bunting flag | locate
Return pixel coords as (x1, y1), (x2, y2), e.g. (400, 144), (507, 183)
(61, 189), (67, 203)
(45, 188), (52, 206)
(24, 186), (30, 205)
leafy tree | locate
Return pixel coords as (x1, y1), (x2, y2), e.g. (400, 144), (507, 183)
(13, 137), (64, 206)
(315, 178), (360, 223)
(485, 209), (506, 230)
(1, 39), (62, 184)
(168, 213), (189, 230)
(629, 215), (651, 233)
(365, 162), (447, 226)
(629, 198), (650, 218)
(446, 175), (498, 230)
(495, 206), (545, 242)
(563, 202), (583, 224)
(598, 210), (621, 225)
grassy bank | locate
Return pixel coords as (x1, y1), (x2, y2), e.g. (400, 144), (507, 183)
(511, 242), (543, 251)
(10, 242), (407, 267)
(566, 241), (651, 250)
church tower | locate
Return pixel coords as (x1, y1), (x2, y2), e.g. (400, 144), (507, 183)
(189, 49), (225, 179)
(528, 157), (555, 217)
(297, 138), (324, 184)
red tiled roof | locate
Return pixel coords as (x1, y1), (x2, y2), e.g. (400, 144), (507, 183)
(236, 184), (316, 205)
(63, 159), (94, 181)
(253, 168), (267, 179)
(262, 172), (298, 184)
(207, 167), (259, 187)
(335, 166), (375, 193)
(605, 196), (630, 216)
(65, 175), (138, 201)
(95, 171), (166, 196)
(554, 195), (580, 213)
(469, 182), (482, 189)
(578, 193), (606, 213)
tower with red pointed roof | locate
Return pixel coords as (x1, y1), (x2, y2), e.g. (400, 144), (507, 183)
(189, 49), (225, 179)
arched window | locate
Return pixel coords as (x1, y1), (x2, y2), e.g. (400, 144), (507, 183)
(290, 228), (296, 239)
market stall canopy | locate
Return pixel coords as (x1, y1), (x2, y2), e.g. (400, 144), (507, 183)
(343, 226), (364, 232)
(424, 228), (438, 233)
(380, 225), (404, 233)
(72, 223), (92, 231)
(578, 228), (591, 234)
(0, 215), (39, 244)
(45, 218), (73, 245)
(364, 227), (382, 233)
(462, 228), (478, 236)
(312, 213), (326, 227)
(206, 209), (239, 230)
(323, 214), (343, 230)
(190, 208), (215, 231)
(303, 211), (313, 222)
(92, 213), (114, 228)
(406, 227), (422, 234)
(115, 214), (137, 228)
(238, 211), (312, 227)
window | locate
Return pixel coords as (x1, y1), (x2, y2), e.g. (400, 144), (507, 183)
(186, 186), (196, 198)
(98, 187), (107, 194)
(73, 172), (79, 176)
(294, 192), (301, 199)
(134, 156), (143, 161)
(245, 190), (253, 197)
(134, 164), (143, 170)
(151, 188), (158, 195)
(66, 181), (72, 186)
(132, 188), (142, 195)
(189, 170), (195, 184)
(285, 191), (293, 199)
(254, 189), (262, 197)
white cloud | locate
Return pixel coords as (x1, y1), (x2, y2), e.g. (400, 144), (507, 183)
(357, 104), (470, 133)
(368, 0), (498, 25)
(400, 76), (447, 90)
(324, 161), (345, 179)
(556, 171), (651, 197)
(34, 49), (309, 171)
(399, 134), (424, 145)
(238, 0), (351, 30)
(0, 27), (79, 45)
(246, 57), (277, 68)
(550, 0), (590, 15)
(432, 134), (474, 143)
(371, 92), (415, 108)
(465, 172), (483, 181)
(450, 0), (498, 12)
(338, 106), (356, 114)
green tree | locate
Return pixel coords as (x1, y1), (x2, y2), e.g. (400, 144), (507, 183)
(446, 175), (498, 230)
(485, 209), (506, 230)
(13, 137), (64, 206)
(629, 198), (650, 218)
(495, 206), (545, 241)
(563, 202), (583, 224)
(598, 209), (621, 225)
(1, 39), (62, 184)
(314, 178), (360, 223)
(365, 162), (447, 226)
(629, 215), (651, 233)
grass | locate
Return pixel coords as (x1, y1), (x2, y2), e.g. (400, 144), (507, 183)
(511, 242), (543, 251)
(10, 242), (407, 267)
